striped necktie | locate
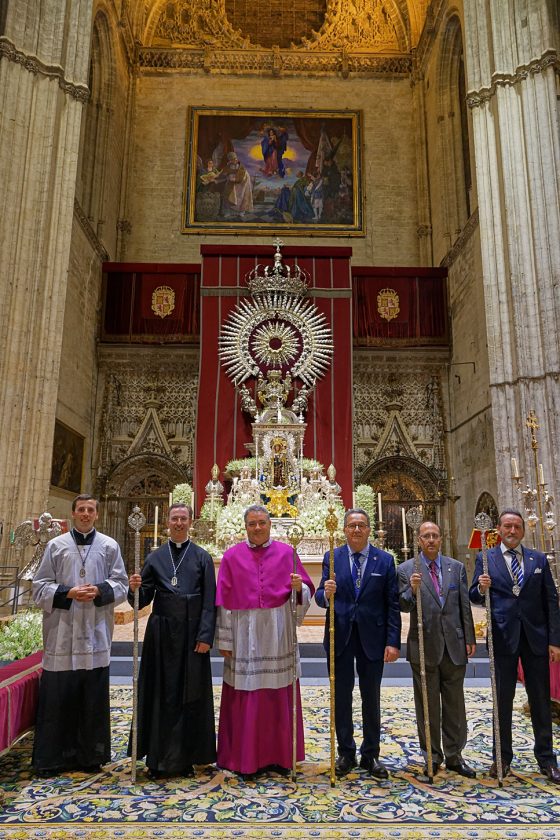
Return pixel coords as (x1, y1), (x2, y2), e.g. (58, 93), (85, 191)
(508, 549), (524, 587)
(352, 553), (362, 595)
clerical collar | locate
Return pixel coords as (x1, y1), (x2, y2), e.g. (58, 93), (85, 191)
(72, 527), (96, 545)
(246, 538), (272, 549)
(170, 539), (190, 549)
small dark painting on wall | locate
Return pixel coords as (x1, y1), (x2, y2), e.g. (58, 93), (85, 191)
(50, 421), (84, 494)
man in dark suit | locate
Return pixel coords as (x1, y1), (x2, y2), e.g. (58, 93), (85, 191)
(315, 508), (401, 779)
(399, 521), (476, 777)
(469, 508), (560, 782)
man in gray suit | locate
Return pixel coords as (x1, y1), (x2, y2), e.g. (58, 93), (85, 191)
(398, 521), (476, 777)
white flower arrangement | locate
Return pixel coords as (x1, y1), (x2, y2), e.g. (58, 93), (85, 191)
(354, 484), (376, 526)
(225, 458), (256, 475)
(171, 483), (193, 506)
(225, 457), (324, 476)
(301, 458), (324, 475)
(385, 546), (401, 566)
(0, 610), (43, 661)
(298, 499), (346, 539)
(195, 541), (221, 560)
(216, 501), (246, 547)
(199, 498), (223, 522)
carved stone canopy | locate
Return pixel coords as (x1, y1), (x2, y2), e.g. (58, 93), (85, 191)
(150, 0), (402, 52)
(362, 454), (444, 504)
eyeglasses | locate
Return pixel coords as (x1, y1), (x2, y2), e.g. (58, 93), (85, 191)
(169, 516), (190, 523)
(345, 523), (369, 531)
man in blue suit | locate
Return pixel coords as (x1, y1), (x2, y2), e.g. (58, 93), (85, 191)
(316, 508), (401, 779)
(469, 509), (560, 782)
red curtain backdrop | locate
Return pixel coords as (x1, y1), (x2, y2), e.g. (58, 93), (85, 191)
(352, 267), (448, 344)
(102, 263), (200, 342)
(195, 245), (354, 513)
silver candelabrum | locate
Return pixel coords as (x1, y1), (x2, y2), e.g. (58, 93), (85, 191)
(511, 409), (558, 586)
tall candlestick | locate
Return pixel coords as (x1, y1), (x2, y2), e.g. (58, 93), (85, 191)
(539, 463), (545, 485)
(511, 457), (520, 479)
(153, 505), (159, 545)
(402, 507), (408, 546)
(377, 492), (383, 523)
(169, 492), (173, 507)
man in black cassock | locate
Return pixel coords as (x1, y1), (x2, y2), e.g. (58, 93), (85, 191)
(128, 503), (216, 779)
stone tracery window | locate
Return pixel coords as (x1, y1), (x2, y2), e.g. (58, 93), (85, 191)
(436, 14), (473, 234)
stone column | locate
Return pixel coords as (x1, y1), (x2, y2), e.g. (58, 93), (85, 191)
(0, 0), (94, 554)
(464, 1), (560, 513)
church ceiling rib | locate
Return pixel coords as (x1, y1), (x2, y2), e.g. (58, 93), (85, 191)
(134, 0), (421, 76)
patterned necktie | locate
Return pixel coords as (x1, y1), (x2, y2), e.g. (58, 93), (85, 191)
(429, 560), (441, 596)
(508, 549), (524, 586)
(352, 553), (362, 595)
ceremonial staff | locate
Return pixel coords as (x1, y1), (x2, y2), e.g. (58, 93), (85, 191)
(287, 523), (305, 783)
(325, 505), (338, 787)
(406, 506), (433, 783)
(128, 505), (146, 784)
(475, 512), (503, 786)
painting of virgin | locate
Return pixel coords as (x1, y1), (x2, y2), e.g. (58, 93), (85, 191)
(184, 108), (364, 236)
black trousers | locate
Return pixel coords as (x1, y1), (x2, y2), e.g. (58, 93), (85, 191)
(32, 666), (111, 772)
(494, 628), (555, 767)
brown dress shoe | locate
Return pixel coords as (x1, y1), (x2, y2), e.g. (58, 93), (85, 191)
(540, 765), (560, 784)
(489, 761), (510, 778)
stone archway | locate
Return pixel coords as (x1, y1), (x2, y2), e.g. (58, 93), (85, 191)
(361, 455), (444, 558)
(100, 453), (189, 570)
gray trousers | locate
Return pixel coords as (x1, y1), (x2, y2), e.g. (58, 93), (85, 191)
(410, 647), (467, 766)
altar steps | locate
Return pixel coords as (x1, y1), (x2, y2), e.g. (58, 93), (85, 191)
(110, 641), (491, 686)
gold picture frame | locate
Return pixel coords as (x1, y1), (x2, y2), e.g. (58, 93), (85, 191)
(183, 107), (364, 236)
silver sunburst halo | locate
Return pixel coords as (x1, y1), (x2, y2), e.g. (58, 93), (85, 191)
(219, 291), (333, 387)
(251, 320), (301, 366)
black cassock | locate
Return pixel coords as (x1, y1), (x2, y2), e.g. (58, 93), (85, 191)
(128, 541), (216, 773)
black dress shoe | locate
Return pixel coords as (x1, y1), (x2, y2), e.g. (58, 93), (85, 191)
(489, 761), (510, 778)
(359, 755), (389, 779)
(446, 759), (476, 779)
(34, 768), (60, 778)
(540, 764), (560, 784)
(422, 761), (440, 777)
(335, 754), (356, 777)
(268, 764), (290, 777)
(240, 769), (259, 781)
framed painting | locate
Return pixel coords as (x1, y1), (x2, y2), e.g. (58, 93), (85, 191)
(183, 107), (364, 236)
(50, 420), (84, 494)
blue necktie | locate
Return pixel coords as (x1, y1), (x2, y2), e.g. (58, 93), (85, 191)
(352, 553), (362, 595)
(509, 549), (524, 586)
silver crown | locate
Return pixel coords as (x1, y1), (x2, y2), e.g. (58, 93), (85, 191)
(246, 238), (308, 299)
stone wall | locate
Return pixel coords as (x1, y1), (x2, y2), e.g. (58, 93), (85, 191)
(121, 74), (421, 266)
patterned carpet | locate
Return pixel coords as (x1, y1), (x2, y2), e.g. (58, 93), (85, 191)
(1, 685), (560, 839)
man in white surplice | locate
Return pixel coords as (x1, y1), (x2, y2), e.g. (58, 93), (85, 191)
(215, 504), (315, 777)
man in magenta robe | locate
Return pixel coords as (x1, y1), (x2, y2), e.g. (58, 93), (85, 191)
(216, 504), (315, 778)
